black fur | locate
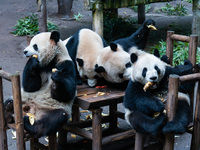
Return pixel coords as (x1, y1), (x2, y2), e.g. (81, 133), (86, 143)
(66, 29), (107, 85)
(24, 109), (68, 138)
(123, 58), (195, 135)
(76, 58), (84, 67)
(51, 60), (76, 102)
(114, 19), (156, 52)
(22, 57), (42, 92)
(50, 31), (60, 43)
(110, 42), (117, 51)
(94, 64), (106, 73)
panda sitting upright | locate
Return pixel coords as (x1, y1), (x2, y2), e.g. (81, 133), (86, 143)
(123, 50), (195, 135)
(4, 31), (77, 137)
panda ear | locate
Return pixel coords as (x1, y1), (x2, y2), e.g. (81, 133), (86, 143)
(76, 58), (84, 67)
(110, 43), (117, 52)
(153, 49), (160, 58)
(50, 31), (60, 43)
(130, 53), (138, 63)
(95, 64), (105, 73)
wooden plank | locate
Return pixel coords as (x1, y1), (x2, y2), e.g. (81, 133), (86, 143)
(0, 68), (8, 150)
(48, 133), (57, 150)
(170, 34), (190, 42)
(164, 75), (179, 150)
(92, 108), (102, 150)
(0, 70), (11, 81)
(189, 35), (198, 66)
(11, 74), (25, 150)
(135, 132), (144, 150)
(179, 73), (200, 84)
(166, 31), (174, 65)
(190, 81), (200, 150)
(84, 0), (172, 10)
(63, 126), (93, 140)
(30, 138), (39, 150)
(102, 130), (135, 145)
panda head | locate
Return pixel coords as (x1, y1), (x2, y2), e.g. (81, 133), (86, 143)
(130, 51), (166, 87)
(95, 43), (132, 83)
(23, 31), (61, 66)
(76, 58), (101, 87)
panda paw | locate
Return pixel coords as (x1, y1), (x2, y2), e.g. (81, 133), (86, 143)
(162, 121), (186, 134)
(4, 98), (14, 123)
(26, 57), (40, 71)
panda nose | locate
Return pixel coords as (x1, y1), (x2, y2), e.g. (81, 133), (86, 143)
(24, 50), (28, 55)
(150, 76), (157, 81)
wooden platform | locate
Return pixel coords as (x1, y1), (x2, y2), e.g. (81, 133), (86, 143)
(60, 84), (135, 150)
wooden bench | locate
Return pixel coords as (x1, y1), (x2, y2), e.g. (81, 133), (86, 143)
(58, 84), (135, 150)
(84, 0), (172, 37)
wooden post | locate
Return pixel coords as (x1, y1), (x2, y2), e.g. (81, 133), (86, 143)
(109, 102), (117, 129)
(166, 31), (174, 66)
(138, 5), (145, 24)
(92, 108), (102, 150)
(48, 133), (57, 150)
(92, 1), (103, 37)
(134, 132), (144, 150)
(164, 75), (179, 150)
(192, 0), (200, 47)
(38, 0), (47, 32)
(30, 138), (38, 150)
(189, 35), (198, 66)
(0, 67), (8, 150)
(190, 81), (200, 150)
(11, 74), (25, 150)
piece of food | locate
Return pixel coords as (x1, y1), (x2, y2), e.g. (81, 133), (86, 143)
(143, 82), (155, 92)
(147, 25), (157, 30)
(32, 54), (38, 59)
(26, 113), (35, 125)
(52, 68), (58, 73)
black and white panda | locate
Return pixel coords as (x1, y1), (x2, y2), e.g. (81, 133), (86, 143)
(114, 19), (157, 53)
(123, 51), (195, 135)
(4, 31), (77, 137)
(66, 28), (107, 87)
(95, 43), (131, 84)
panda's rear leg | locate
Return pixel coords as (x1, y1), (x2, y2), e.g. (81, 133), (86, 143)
(4, 98), (15, 123)
(24, 109), (69, 138)
(128, 110), (167, 136)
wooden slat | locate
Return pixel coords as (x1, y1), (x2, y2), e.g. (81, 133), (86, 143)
(11, 74), (25, 150)
(102, 130), (135, 145)
(166, 31), (174, 65)
(188, 35), (198, 66)
(164, 75), (179, 150)
(0, 68), (8, 150)
(170, 34), (190, 42)
(179, 73), (200, 83)
(63, 126), (93, 140)
(135, 132), (144, 150)
(0, 70), (11, 81)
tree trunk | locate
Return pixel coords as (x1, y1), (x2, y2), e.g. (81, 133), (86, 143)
(57, 0), (74, 18)
(192, 0), (200, 47)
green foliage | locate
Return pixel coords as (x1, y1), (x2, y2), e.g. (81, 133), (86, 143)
(131, 4), (151, 13)
(151, 40), (200, 65)
(73, 12), (84, 21)
(155, 3), (188, 16)
(184, 0), (193, 3)
(103, 14), (138, 43)
(11, 13), (59, 36)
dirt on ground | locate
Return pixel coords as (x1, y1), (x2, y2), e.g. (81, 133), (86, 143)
(0, 0), (194, 149)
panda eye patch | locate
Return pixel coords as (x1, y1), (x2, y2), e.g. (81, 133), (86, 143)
(142, 68), (147, 78)
(155, 65), (160, 74)
(94, 75), (99, 79)
(33, 44), (38, 51)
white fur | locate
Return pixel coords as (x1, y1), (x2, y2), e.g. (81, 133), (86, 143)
(124, 108), (132, 125)
(131, 52), (166, 85)
(178, 92), (190, 105)
(75, 29), (104, 87)
(97, 44), (131, 83)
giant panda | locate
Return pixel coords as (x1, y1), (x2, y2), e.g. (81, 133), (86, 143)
(95, 43), (131, 85)
(4, 31), (77, 138)
(66, 28), (107, 87)
(123, 50), (195, 136)
(114, 19), (157, 53)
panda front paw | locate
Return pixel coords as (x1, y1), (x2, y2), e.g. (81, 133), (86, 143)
(162, 121), (186, 134)
(26, 57), (40, 72)
(4, 98), (14, 123)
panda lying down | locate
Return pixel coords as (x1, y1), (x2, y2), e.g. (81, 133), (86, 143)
(123, 50), (197, 135)
(4, 31), (77, 137)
